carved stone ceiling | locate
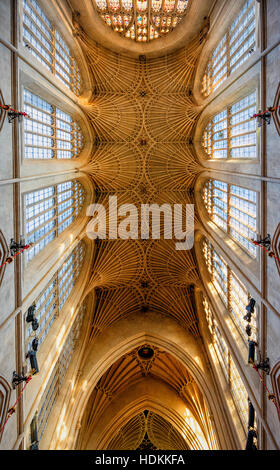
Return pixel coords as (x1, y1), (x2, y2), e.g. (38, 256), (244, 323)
(74, 23), (207, 339)
(77, 348), (215, 449)
(107, 411), (190, 450)
(71, 9), (211, 448)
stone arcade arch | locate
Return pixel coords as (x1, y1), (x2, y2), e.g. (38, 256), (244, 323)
(52, 312), (239, 450)
(81, 378), (216, 450)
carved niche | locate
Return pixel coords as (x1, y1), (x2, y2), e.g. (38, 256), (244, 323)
(0, 376), (11, 441)
(272, 223), (280, 277)
(0, 90), (6, 132)
(273, 82), (280, 136)
(0, 230), (9, 287)
(271, 360), (280, 420)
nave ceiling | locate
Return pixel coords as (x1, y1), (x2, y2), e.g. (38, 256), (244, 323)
(68, 2), (214, 448)
(76, 347), (216, 449)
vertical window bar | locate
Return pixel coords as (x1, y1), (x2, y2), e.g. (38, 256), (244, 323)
(52, 24), (56, 76)
(29, 412), (39, 449)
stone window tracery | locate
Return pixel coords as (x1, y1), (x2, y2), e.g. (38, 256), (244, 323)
(94, 0), (189, 42)
(203, 179), (257, 256)
(24, 180), (85, 262)
(203, 297), (249, 429)
(203, 239), (258, 343)
(202, 92), (257, 160)
(30, 303), (86, 446)
(22, 0), (81, 94)
(23, 90), (83, 160)
(202, 0), (256, 96)
(25, 242), (86, 351)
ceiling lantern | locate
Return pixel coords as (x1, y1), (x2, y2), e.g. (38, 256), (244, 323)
(94, 0), (190, 42)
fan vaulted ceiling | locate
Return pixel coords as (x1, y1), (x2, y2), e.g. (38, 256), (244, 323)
(69, 1), (215, 449)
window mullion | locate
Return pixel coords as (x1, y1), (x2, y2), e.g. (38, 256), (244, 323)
(54, 185), (59, 237)
(226, 30), (230, 78)
(210, 243), (214, 282)
(228, 353), (231, 387)
(227, 184), (230, 236)
(227, 269), (232, 315)
(74, 182), (78, 215)
(227, 105), (231, 160)
(71, 120), (76, 158)
(70, 56), (75, 93)
(210, 180), (214, 220)
(210, 121), (214, 158)
(52, 25), (56, 75)
(53, 107), (57, 159)
(209, 62), (212, 94)
(55, 272), (60, 315)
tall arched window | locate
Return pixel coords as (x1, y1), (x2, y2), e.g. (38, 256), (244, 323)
(29, 302), (86, 448)
(24, 89), (83, 159)
(202, 92), (257, 159)
(203, 239), (257, 342)
(22, 0), (81, 94)
(202, 0), (256, 97)
(203, 179), (257, 256)
(203, 297), (249, 429)
(25, 242), (86, 351)
(24, 180), (85, 262)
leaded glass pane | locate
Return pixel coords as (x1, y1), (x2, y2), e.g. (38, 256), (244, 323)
(96, 0), (189, 42)
(25, 181), (85, 261)
(24, 90), (83, 159)
(203, 92), (257, 160)
(203, 180), (257, 256)
(202, 1), (256, 96)
(35, 302), (86, 441)
(203, 296), (250, 430)
(22, 0), (81, 94)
